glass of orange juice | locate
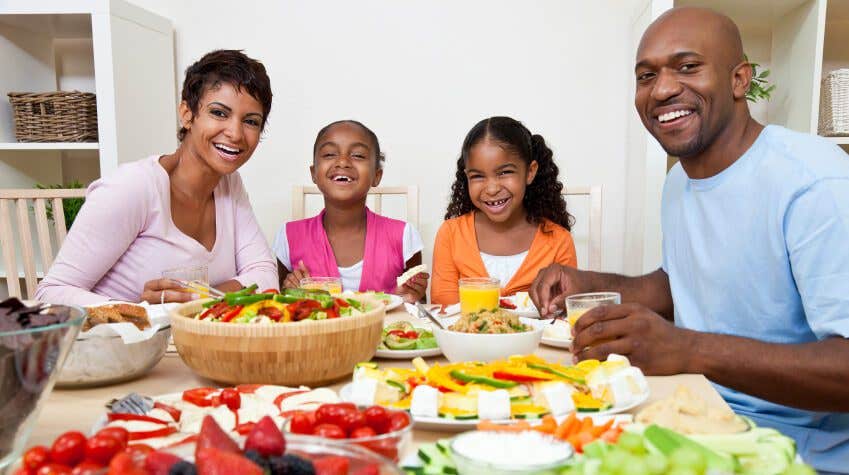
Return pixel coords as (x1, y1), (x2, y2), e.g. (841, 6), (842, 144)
(565, 292), (621, 328)
(300, 277), (343, 295)
(458, 277), (500, 315)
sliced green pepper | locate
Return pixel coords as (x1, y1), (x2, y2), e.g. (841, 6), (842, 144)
(449, 370), (517, 388)
(226, 293), (275, 306)
(526, 363), (586, 384)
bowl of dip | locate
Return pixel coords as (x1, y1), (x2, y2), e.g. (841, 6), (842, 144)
(449, 430), (573, 475)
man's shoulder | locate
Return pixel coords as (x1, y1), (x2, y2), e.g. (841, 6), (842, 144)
(759, 125), (849, 183)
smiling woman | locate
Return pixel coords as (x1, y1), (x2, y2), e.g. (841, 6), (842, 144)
(34, 50), (279, 306)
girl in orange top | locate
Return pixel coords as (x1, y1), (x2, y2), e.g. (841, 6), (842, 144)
(431, 116), (577, 304)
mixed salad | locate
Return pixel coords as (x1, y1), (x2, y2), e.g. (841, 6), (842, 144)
(194, 285), (370, 324)
(378, 321), (437, 351)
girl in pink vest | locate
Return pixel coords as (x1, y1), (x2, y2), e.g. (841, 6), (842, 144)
(273, 120), (428, 303)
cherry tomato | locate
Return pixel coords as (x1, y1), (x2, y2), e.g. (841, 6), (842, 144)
(95, 427), (129, 447)
(388, 411), (410, 432)
(71, 461), (104, 475)
(386, 330), (406, 338)
(340, 410), (367, 434)
(289, 412), (315, 435)
(312, 423), (346, 439)
(363, 406), (390, 434)
(23, 445), (51, 470)
(124, 444), (154, 459)
(36, 464), (72, 475)
(359, 438), (399, 461)
(50, 432), (87, 467)
(182, 387), (218, 407)
(349, 426), (377, 439)
(403, 331), (419, 339)
(315, 404), (348, 427)
(220, 388), (241, 411)
(85, 434), (123, 465)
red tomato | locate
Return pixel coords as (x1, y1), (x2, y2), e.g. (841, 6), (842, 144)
(220, 388), (241, 411)
(388, 411), (410, 432)
(182, 387), (218, 407)
(325, 306), (339, 319)
(257, 307), (284, 321)
(95, 427), (129, 447)
(359, 438), (399, 462)
(363, 406), (391, 434)
(124, 444), (154, 458)
(71, 462), (104, 475)
(349, 426), (377, 439)
(23, 445), (51, 470)
(85, 435), (123, 466)
(340, 410), (367, 434)
(314, 405), (348, 427)
(403, 331), (419, 339)
(289, 412), (315, 435)
(334, 298), (350, 308)
(261, 289), (279, 294)
(312, 423), (346, 439)
(50, 432), (87, 467)
(386, 330), (406, 338)
(36, 464), (72, 475)
(108, 452), (147, 475)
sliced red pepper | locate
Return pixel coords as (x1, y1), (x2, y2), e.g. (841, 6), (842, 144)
(334, 298), (350, 308)
(274, 390), (308, 408)
(258, 307), (284, 321)
(200, 302), (229, 320)
(437, 386), (453, 393)
(182, 387), (219, 407)
(236, 384), (263, 394)
(128, 426), (177, 441)
(107, 413), (170, 425)
(234, 422), (256, 436)
(220, 305), (244, 323)
(289, 300), (321, 321)
(262, 289), (279, 294)
(492, 370), (546, 383)
(153, 401), (182, 421)
(499, 298), (517, 310)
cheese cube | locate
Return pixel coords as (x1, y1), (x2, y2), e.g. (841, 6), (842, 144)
(477, 390), (511, 421)
(410, 385), (439, 418)
(541, 382), (576, 416)
(349, 379), (378, 407)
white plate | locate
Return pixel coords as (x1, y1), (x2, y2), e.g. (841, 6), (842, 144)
(500, 295), (540, 319)
(338, 384), (648, 431)
(374, 347), (443, 359)
(540, 335), (573, 349)
(384, 294), (404, 312)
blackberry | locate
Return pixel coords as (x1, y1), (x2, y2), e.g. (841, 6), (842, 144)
(268, 454), (316, 475)
(168, 461), (198, 475)
(244, 449), (272, 472)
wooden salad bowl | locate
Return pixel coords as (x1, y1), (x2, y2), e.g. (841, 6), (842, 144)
(169, 298), (385, 386)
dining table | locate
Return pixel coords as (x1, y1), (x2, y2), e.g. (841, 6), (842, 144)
(29, 307), (730, 461)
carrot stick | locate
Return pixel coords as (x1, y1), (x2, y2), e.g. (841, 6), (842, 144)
(534, 415), (557, 434)
(555, 412), (578, 439)
(580, 416), (594, 433)
(591, 418), (615, 437)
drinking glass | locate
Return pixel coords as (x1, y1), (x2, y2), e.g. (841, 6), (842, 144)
(565, 292), (621, 328)
(458, 277), (500, 315)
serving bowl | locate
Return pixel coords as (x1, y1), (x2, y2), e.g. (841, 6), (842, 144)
(56, 325), (170, 388)
(169, 298), (385, 386)
(0, 304), (84, 470)
(432, 316), (544, 362)
(450, 430), (573, 475)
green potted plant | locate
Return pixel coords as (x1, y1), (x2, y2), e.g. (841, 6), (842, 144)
(35, 181), (85, 231)
(747, 56), (775, 102)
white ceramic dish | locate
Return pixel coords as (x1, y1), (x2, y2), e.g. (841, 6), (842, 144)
(374, 347), (442, 359)
(432, 316), (544, 362)
(540, 335), (573, 349)
(500, 294), (540, 319)
(540, 319), (573, 348)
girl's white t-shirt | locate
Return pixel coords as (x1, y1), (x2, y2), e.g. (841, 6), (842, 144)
(479, 251), (529, 289)
(273, 223), (423, 291)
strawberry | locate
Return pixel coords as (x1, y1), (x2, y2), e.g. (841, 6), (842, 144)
(143, 451), (182, 475)
(196, 416), (239, 458)
(244, 416), (285, 457)
(313, 456), (350, 475)
(352, 464), (380, 475)
(196, 447), (262, 475)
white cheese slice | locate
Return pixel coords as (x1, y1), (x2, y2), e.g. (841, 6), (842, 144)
(348, 379), (378, 407)
(146, 408), (175, 423)
(238, 394), (280, 424)
(477, 390), (511, 421)
(541, 382), (576, 416)
(278, 388), (340, 411)
(606, 354), (631, 366)
(106, 420), (168, 433)
(254, 385), (303, 404)
(180, 405), (236, 434)
(397, 264), (428, 287)
(410, 385), (439, 418)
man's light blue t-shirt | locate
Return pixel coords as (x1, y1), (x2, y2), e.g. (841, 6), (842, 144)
(661, 125), (849, 473)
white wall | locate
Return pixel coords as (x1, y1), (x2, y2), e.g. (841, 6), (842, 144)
(127, 0), (646, 274)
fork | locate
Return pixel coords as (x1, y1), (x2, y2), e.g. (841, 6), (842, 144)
(415, 302), (446, 329)
(107, 392), (153, 415)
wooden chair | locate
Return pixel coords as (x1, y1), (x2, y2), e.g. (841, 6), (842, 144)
(564, 185), (603, 271)
(291, 185), (419, 227)
(0, 188), (87, 299)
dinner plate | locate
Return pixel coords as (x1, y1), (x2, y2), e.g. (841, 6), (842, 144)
(384, 294), (404, 312)
(500, 295), (540, 319)
(540, 335), (573, 349)
(374, 347), (443, 359)
(338, 384), (647, 431)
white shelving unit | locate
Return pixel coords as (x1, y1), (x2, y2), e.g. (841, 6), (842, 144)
(625, 0), (849, 274)
(0, 0), (177, 295)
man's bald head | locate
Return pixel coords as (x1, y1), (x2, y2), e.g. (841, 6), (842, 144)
(640, 7), (744, 72)
(633, 6), (753, 160)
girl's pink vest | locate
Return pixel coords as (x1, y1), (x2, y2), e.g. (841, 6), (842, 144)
(286, 208), (406, 293)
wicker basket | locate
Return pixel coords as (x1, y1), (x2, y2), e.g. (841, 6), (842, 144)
(819, 69), (849, 137)
(7, 91), (98, 142)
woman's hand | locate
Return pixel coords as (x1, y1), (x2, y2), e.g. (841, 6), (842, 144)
(283, 261), (311, 289)
(396, 272), (429, 303)
(140, 279), (198, 304)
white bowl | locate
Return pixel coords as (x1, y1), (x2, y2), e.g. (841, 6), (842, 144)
(432, 316), (544, 362)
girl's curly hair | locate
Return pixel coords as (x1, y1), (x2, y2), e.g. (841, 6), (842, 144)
(444, 116), (575, 231)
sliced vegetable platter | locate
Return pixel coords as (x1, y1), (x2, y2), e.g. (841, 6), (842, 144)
(375, 321), (442, 359)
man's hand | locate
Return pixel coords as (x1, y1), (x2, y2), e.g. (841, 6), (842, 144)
(283, 261), (311, 289)
(395, 272), (429, 303)
(571, 303), (694, 375)
(530, 264), (587, 317)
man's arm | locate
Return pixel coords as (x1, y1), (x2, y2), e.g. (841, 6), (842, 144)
(530, 265), (674, 320)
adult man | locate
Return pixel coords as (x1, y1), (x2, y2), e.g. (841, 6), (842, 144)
(531, 7), (849, 472)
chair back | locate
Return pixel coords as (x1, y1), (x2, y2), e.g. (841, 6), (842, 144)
(291, 185), (419, 226)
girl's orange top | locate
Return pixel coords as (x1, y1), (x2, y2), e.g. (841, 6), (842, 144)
(430, 212), (577, 304)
